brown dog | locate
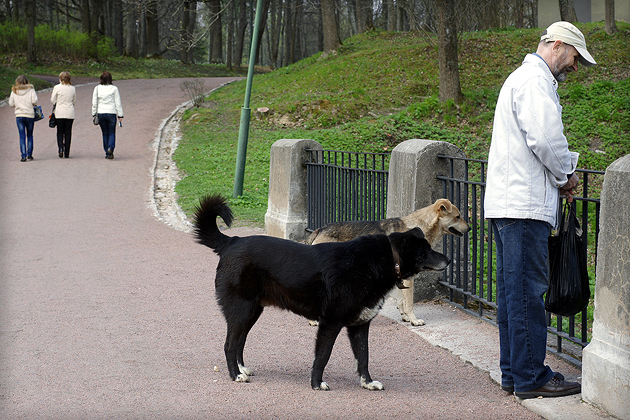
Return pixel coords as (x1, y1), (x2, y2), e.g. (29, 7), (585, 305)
(307, 198), (470, 326)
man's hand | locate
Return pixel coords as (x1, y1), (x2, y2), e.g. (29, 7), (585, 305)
(559, 173), (579, 203)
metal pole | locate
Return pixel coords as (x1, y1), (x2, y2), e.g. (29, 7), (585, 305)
(233, 0), (264, 198)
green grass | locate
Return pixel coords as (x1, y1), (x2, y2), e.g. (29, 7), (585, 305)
(173, 22), (630, 225)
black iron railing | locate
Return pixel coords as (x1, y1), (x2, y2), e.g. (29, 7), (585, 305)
(305, 149), (390, 232)
(437, 154), (604, 367)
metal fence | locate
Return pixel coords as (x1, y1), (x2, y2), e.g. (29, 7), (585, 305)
(305, 149), (390, 232)
(436, 154), (605, 367)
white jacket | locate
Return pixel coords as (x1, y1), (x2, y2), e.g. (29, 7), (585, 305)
(51, 83), (76, 119)
(92, 84), (123, 117)
(8, 84), (38, 118)
(484, 54), (578, 228)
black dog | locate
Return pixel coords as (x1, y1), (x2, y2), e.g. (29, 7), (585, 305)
(194, 195), (450, 390)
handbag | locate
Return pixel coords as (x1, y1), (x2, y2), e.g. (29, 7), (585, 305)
(33, 105), (44, 122)
(545, 201), (591, 317)
(49, 104), (56, 128)
(93, 85), (99, 125)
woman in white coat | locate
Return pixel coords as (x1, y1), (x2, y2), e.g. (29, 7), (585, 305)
(8, 75), (38, 162)
(92, 71), (124, 159)
(50, 71), (76, 158)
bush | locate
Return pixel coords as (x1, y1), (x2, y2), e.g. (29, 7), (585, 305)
(0, 22), (116, 59)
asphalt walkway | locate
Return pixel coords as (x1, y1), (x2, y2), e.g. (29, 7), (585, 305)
(0, 78), (613, 419)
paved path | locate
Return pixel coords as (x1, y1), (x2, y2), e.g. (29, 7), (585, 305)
(0, 78), (598, 419)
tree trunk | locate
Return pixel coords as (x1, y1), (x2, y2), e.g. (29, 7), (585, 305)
(269, 0), (281, 68)
(234, 0), (248, 68)
(145, 0), (160, 57)
(435, 0), (462, 103)
(81, 0), (90, 33)
(321, 0), (340, 53)
(355, 0), (372, 33)
(25, 0), (37, 64)
(188, 3), (197, 63)
(207, 0), (223, 63)
(605, 0), (618, 34)
(559, 0), (578, 22)
(226, 0), (235, 68)
(387, 0), (396, 31)
(124, 2), (138, 57)
(254, 0), (271, 65)
(181, 0), (191, 64)
(114, 0), (124, 55)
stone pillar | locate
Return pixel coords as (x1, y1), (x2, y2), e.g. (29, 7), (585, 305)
(387, 139), (466, 301)
(582, 154), (630, 420)
(265, 139), (322, 241)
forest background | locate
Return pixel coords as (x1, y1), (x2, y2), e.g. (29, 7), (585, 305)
(0, 0), (628, 225)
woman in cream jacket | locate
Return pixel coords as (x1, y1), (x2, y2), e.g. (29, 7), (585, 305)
(92, 71), (124, 159)
(51, 71), (76, 158)
(8, 75), (38, 161)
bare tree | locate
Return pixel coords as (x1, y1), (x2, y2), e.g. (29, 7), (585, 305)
(435, 0), (462, 103)
(145, 0), (160, 57)
(206, 0), (223, 63)
(25, 0), (36, 64)
(321, 0), (340, 53)
(559, 0), (578, 22)
(605, 0), (618, 34)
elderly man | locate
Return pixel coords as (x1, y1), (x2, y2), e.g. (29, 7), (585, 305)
(484, 21), (596, 399)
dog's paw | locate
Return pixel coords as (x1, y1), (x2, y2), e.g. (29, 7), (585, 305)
(312, 381), (330, 391)
(400, 313), (410, 323)
(235, 373), (250, 383)
(361, 377), (384, 390)
(410, 318), (426, 326)
(308, 320), (319, 327)
(239, 364), (254, 376)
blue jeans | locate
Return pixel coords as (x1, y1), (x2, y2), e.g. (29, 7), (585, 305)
(98, 113), (117, 153)
(16, 117), (35, 158)
(491, 218), (555, 393)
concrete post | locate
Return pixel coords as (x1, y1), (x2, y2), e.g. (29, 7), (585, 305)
(387, 139), (466, 301)
(265, 139), (322, 241)
(582, 154), (630, 420)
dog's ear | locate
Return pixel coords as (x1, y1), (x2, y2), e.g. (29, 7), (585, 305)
(435, 198), (453, 214)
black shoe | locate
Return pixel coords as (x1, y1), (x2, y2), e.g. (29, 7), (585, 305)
(59, 151), (64, 158)
(501, 385), (514, 394)
(27, 155), (33, 160)
(514, 373), (580, 399)
(107, 148), (114, 159)
(20, 157), (27, 162)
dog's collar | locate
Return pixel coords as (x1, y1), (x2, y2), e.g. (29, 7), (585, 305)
(392, 248), (402, 279)
(390, 246), (409, 290)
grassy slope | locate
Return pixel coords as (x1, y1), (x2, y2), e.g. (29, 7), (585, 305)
(174, 22), (630, 227)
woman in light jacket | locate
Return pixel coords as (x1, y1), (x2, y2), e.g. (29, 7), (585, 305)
(51, 71), (76, 158)
(92, 71), (124, 159)
(8, 75), (38, 162)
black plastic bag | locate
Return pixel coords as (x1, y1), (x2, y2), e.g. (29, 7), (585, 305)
(545, 202), (591, 317)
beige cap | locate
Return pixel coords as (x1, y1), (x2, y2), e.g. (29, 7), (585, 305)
(540, 21), (597, 67)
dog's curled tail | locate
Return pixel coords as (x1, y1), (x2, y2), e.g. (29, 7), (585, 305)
(194, 194), (233, 253)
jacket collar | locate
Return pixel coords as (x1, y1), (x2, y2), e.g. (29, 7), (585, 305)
(524, 53), (559, 89)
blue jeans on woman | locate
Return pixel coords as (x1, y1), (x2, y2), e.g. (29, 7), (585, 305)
(16, 117), (35, 159)
(98, 113), (117, 155)
(490, 218), (555, 393)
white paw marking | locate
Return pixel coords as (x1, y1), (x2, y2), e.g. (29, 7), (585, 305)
(401, 313), (410, 322)
(361, 377), (384, 390)
(239, 364), (254, 376)
(235, 373), (250, 382)
(314, 381), (330, 391)
(410, 318), (426, 326)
